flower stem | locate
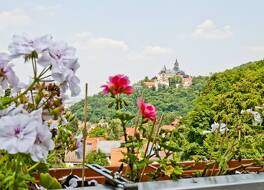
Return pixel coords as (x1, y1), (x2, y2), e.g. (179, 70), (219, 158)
(12, 66), (50, 102)
(27, 162), (41, 173)
(139, 120), (156, 181)
(82, 83), (88, 187)
(143, 121), (156, 159)
(148, 114), (164, 159)
(13, 79), (38, 102)
(31, 58), (37, 80)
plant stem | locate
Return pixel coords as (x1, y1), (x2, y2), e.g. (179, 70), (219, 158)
(12, 66), (50, 103)
(13, 79), (38, 102)
(148, 114), (164, 159)
(139, 120), (156, 181)
(39, 65), (51, 77)
(133, 92), (144, 136)
(40, 74), (52, 80)
(30, 89), (35, 109)
(82, 83), (88, 187)
(32, 58), (37, 80)
(27, 162), (41, 173)
(143, 121), (156, 159)
(122, 122), (134, 181)
(224, 163), (255, 175)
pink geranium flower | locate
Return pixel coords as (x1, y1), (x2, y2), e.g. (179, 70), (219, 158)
(102, 74), (133, 96)
(137, 98), (157, 122)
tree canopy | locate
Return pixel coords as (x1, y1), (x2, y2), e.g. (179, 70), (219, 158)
(69, 76), (209, 124)
(183, 60), (264, 159)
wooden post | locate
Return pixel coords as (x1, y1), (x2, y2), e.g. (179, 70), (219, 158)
(82, 83), (88, 187)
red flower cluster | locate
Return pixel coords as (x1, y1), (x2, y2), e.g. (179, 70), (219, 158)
(102, 74), (133, 96)
(137, 98), (156, 122)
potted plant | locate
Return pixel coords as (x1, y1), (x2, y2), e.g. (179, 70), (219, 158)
(0, 34), (81, 189)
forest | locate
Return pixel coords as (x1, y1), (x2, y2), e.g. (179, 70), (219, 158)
(70, 76), (208, 125)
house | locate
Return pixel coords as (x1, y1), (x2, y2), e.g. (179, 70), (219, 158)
(143, 81), (157, 89)
(182, 75), (193, 87)
(96, 140), (121, 156)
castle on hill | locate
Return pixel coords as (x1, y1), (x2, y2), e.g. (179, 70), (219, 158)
(143, 59), (192, 89)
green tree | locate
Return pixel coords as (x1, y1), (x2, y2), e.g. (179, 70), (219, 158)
(86, 150), (109, 166)
(183, 60), (264, 159)
(107, 119), (123, 140)
(88, 127), (107, 138)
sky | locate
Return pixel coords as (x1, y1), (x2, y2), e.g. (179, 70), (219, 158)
(0, 0), (264, 99)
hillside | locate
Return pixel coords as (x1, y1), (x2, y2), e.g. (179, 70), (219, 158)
(185, 60), (264, 130)
(69, 76), (208, 124)
(184, 60), (264, 159)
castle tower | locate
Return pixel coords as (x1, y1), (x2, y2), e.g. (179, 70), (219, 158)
(173, 59), (180, 72)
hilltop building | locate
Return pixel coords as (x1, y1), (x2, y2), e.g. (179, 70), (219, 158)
(143, 59), (192, 89)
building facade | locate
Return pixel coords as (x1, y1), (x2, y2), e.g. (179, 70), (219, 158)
(144, 59), (193, 89)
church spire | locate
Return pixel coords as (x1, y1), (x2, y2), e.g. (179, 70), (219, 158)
(173, 58), (179, 72)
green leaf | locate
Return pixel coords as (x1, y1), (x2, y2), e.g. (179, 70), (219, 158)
(39, 173), (61, 189)
(108, 101), (115, 108)
(0, 97), (13, 109)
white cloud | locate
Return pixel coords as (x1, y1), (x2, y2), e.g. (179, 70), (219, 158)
(192, 19), (232, 40)
(73, 32), (92, 39)
(72, 32), (128, 51)
(143, 46), (173, 56)
(249, 46), (264, 53)
(0, 9), (31, 30)
(89, 38), (128, 50)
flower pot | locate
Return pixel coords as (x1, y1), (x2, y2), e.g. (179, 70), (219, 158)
(43, 159), (263, 189)
(53, 173), (264, 190)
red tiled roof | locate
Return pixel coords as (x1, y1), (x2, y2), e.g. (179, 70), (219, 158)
(86, 138), (100, 151)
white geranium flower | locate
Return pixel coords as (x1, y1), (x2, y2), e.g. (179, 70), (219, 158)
(252, 112), (262, 126)
(241, 108), (262, 125)
(211, 122), (228, 134)
(0, 104), (27, 117)
(30, 122), (55, 162)
(246, 108), (253, 113)
(68, 74), (81, 96)
(0, 54), (20, 94)
(0, 107), (54, 161)
(61, 72), (81, 97)
(0, 113), (37, 154)
(202, 130), (211, 135)
(38, 41), (81, 96)
(75, 134), (83, 159)
(38, 41), (78, 73)
(8, 34), (52, 58)
(253, 112), (262, 122)
(0, 53), (10, 63)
